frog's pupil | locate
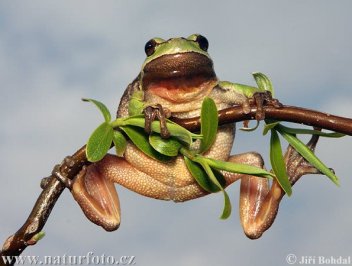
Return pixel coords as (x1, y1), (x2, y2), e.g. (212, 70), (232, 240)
(196, 35), (209, 52)
(145, 40), (157, 56)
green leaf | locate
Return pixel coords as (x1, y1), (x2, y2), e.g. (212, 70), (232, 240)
(200, 161), (232, 219)
(277, 125), (345, 138)
(120, 126), (171, 162)
(83, 98), (111, 123)
(119, 115), (196, 144)
(86, 122), (113, 162)
(199, 97), (218, 153)
(270, 129), (292, 196)
(149, 134), (182, 157)
(220, 190), (231, 219)
(112, 130), (127, 157)
(184, 157), (225, 193)
(252, 72), (274, 95)
(263, 121), (280, 135)
(205, 157), (274, 179)
(277, 127), (340, 186)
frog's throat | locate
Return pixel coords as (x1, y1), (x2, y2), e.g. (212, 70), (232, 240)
(145, 79), (217, 103)
(141, 52), (217, 103)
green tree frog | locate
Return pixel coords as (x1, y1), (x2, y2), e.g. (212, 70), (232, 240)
(70, 34), (284, 239)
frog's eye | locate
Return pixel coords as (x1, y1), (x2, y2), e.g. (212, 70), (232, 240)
(195, 35), (209, 52)
(144, 39), (157, 56)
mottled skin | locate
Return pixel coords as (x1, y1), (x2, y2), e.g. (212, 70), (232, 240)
(71, 35), (284, 239)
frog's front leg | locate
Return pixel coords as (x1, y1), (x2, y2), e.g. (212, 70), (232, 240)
(143, 104), (171, 138)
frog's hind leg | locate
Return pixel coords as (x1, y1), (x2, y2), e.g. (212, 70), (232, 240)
(223, 152), (281, 239)
(71, 162), (121, 232)
(225, 136), (321, 239)
(71, 153), (210, 231)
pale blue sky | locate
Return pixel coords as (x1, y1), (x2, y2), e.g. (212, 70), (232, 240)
(1, 1), (352, 265)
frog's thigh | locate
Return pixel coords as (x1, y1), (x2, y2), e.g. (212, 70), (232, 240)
(97, 154), (208, 202)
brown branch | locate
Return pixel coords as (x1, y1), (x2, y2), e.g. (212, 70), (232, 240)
(0, 146), (90, 265)
(1, 103), (352, 265)
(172, 104), (352, 135)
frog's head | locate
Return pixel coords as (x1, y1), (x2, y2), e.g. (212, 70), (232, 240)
(140, 34), (218, 103)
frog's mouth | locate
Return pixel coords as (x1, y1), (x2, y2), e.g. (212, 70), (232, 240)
(141, 52), (217, 103)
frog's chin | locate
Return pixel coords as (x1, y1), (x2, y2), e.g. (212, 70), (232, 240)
(141, 52), (217, 102)
(146, 78), (217, 103)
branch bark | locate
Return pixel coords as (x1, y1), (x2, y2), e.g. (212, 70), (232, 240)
(1, 103), (351, 265)
(172, 104), (352, 135)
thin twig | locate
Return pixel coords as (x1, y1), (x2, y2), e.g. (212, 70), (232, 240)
(1, 103), (351, 265)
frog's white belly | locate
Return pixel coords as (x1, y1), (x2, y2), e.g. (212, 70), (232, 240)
(125, 125), (234, 186)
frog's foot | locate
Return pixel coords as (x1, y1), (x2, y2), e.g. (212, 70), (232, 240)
(71, 163), (121, 232)
(284, 132), (321, 185)
(222, 134), (322, 239)
(43, 156), (76, 189)
(222, 152), (288, 239)
(143, 104), (171, 138)
(251, 91), (282, 120)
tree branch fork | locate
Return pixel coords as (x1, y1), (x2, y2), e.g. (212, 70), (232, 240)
(1, 103), (351, 265)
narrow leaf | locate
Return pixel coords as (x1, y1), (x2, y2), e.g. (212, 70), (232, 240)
(83, 98), (111, 123)
(120, 126), (171, 162)
(263, 121), (280, 135)
(252, 72), (274, 94)
(200, 161), (232, 219)
(205, 158), (274, 179)
(277, 128), (340, 186)
(112, 130), (127, 157)
(270, 129), (292, 196)
(278, 124), (345, 138)
(200, 97), (218, 153)
(184, 157), (224, 193)
(86, 122), (113, 162)
(120, 115), (196, 144)
(149, 134), (182, 157)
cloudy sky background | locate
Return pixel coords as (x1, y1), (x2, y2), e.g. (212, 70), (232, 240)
(1, 1), (352, 265)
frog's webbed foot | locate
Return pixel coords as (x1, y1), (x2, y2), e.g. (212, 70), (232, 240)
(250, 91), (282, 121)
(46, 156), (121, 231)
(224, 133), (323, 239)
(284, 131), (321, 185)
(71, 162), (121, 231)
(72, 163), (121, 231)
(143, 104), (171, 138)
